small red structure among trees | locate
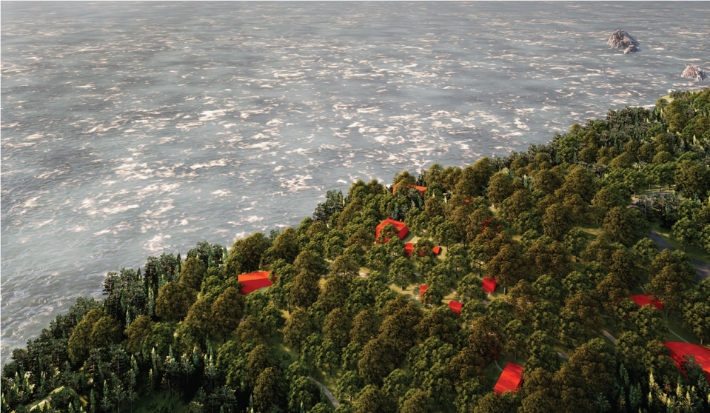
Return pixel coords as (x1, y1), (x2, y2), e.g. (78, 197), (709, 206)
(627, 294), (663, 310)
(664, 342), (710, 383)
(375, 219), (409, 243)
(420, 285), (428, 298)
(494, 362), (525, 395)
(393, 183), (427, 196)
(404, 242), (442, 257)
(481, 218), (503, 234)
(238, 271), (274, 295)
(482, 277), (498, 293)
(448, 300), (462, 317)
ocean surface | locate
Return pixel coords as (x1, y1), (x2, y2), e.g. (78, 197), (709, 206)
(2, 1), (709, 365)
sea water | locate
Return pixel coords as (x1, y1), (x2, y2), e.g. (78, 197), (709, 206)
(2, 1), (708, 365)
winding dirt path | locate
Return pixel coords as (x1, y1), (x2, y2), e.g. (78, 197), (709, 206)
(601, 330), (617, 343)
(308, 377), (339, 408)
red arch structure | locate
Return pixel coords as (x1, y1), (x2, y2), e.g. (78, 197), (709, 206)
(238, 271), (274, 295)
(664, 342), (710, 383)
(494, 362), (524, 395)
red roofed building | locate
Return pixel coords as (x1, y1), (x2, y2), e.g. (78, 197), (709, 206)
(238, 271), (274, 295)
(482, 277), (497, 293)
(376, 219), (408, 243)
(481, 218), (503, 234)
(404, 242), (442, 257)
(627, 294), (663, 310)
(664, 342), (710, 383)
(448, 300), (462, 317)
(420, 285), (427, 298)
(494, 362), (524, 395)
(393, 183), (427, 196)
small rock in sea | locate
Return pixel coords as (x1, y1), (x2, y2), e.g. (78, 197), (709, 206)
(607, 29), (641, 53)
(681, 64), (708, 81)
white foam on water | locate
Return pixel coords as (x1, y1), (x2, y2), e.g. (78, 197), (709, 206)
(190, 159), (228, 170)
(143, 234), (172, 254)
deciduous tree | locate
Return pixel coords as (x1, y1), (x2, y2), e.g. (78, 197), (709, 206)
(603, 206), (648, 248)
(179, 257), (206, 291)
(253, 366), (287, 413)
(672, 217), (699, 252)
(488, 172), (515, 207)
(390, 257), (417, 292)
(350, 309), (380, 345)
(542, 203), (573, 241)
(183, 299), (213, 341)
(210, 287), (244, 339)
(155, 282), (197, 322)
(284, 309), (314, 352)
(358, 338), (399, 387)
(487, 244), (528, 294)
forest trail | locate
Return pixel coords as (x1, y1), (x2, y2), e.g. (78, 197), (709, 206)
(601, 330), (617, 343)
(646, 229), (710, 281)
(309, 377), (339, 408)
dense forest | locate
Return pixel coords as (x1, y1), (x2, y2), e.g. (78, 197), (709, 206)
(3, 88), (710, 413)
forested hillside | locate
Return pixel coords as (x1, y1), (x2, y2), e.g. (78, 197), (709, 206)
(3, 88), (710, 413)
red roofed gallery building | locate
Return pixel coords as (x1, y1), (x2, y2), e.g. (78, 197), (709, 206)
(238, 271), (274, 295)
(494, 362), (524, 395)
(376, 219), (408, 243)
(664, 342), (710, 383)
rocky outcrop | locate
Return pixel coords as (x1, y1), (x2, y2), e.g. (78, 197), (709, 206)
(607, 29), (641, 54)
(681, 64), (708, 81)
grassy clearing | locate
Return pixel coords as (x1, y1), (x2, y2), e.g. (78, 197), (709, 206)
(403, 232), (417, 243)
(269, 333), (299, 365)
(649, 222), (710, 263)
(388, 283), (425, 308)
(130, 390), (189, 413)
(635, 184), (674, 197)
(575, 222), (604, 241)
(665, 312), (702, 346)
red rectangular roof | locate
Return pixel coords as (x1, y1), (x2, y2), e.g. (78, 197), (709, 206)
(238, 271), (273, 295)
(494, 362), (524, 395)
(448, 300), (462, 316)
(482, 277), (497, 293)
